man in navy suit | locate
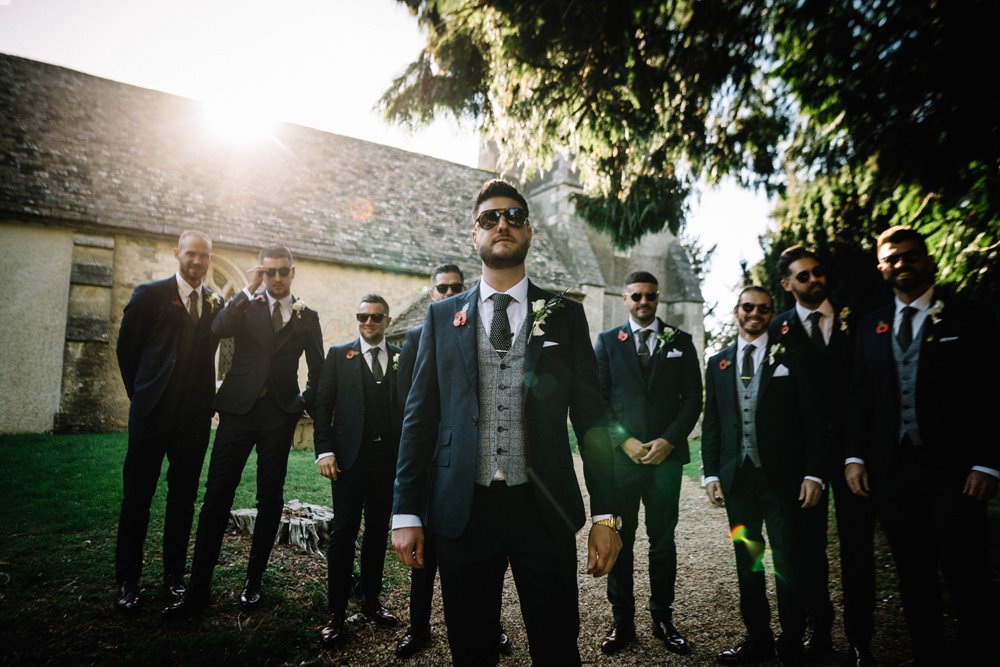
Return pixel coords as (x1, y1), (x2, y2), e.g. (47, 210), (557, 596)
(770, 246), (877, 667)
(114, 230), (220, 613)
(702, 286), (824, 665)
(593, 270), (702, 656)
(314, 294), (403, 647)
(391, 179), (622, 667)
(846, 226), (998, 664)
(165, 244), (323, 615)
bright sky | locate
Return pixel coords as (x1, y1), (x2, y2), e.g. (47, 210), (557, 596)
(0, 0), (770, 328)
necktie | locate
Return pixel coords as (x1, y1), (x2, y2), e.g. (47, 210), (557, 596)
(636, 329), (652, 370)
(188, 290), (199, 323)
(741, 345), (755, 388)
(897, 306), (915, 351)
(808, 311), (825, 349)
(371, 347), (383, 382)
(271, 301), (283, 333)
(490, 293), (513, 357)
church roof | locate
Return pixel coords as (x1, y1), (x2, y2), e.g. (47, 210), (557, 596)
(0, 54), (579, 287)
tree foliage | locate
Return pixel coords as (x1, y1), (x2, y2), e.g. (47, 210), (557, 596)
(381, 0), (999, 304)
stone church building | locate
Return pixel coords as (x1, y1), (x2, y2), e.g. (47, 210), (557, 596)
(0, 54), (703, 435)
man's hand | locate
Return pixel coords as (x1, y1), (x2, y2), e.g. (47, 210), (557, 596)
(799, 479), (822, 508)
(586, 524), (622, 577)
(640, 438), (673, 465)
(620, 437), (647, 464)
(705, 480), (725, 507)
(392, 527), (425, 569)
(317, 455), (341, 481)
(963, 471), (999, 502)
(845, 463), (870, 497)
(245, 265), (266, 293)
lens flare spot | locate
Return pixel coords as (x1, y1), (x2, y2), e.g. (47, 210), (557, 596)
(349, 196), (374, 222)
(730, 524), (767, 573)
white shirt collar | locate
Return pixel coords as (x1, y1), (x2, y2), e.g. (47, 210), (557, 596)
(359, 336), (388, 357)
(794, 299), (834, 324)
(629, 317), (660, 334)
(479, 274), (529, 305)
(737, 331), (769, 354)
(265, 292), (293, 311)
(175, 272), (203, 299)
(894, 285), (935, 314)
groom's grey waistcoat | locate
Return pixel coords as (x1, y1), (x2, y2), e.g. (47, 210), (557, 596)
(476, 315), (529, 486)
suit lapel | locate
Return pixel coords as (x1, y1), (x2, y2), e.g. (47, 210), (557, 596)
(273, 295), (299, 351)
(250, 291), (275, 351)
(719, 344), (739, 417)
(455, 287), (480, 392)
(646, 317), (671, 388)
(616, 324), (646, 388)
(523, 282), (548, 378)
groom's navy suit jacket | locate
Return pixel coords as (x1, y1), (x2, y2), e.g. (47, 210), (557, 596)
(393, 281), (620, 539)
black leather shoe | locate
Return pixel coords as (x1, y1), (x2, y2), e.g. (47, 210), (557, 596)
(161, 591), (208, 618)
(116, 582), (141, 614)
(498, 626), (513, 656)
(360, 598), (398, 626)
(716, 638), (776, 665)
(652, 619), (691, 655)
(321, 614), (348, 648)
(848, 644), (879, 667)
(601, 621), (636, 655)
(395, 625), (431, 658)
(239, 579), (262, 611)
(163, 574), (186, 602)
(804, 631), (834, 658)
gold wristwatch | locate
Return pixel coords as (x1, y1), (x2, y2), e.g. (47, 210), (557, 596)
(593, 516), (622, 532)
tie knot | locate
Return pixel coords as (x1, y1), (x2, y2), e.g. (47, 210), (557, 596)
(901, 306), (916, 319)
(492, 293), (513, 310)
(273, 301), (281, 313)
(808, 311), (822, 324)
(637, 329), (653, 343)
(370, 347), (380, 359)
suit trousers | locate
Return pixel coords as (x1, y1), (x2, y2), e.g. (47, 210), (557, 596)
(607, 459), (683, 623)
(724, 463), (806, 651)
(115, 400), (211, 585)
(188, 395), (298, 594)
(789, 484), (834, 638)
(876, 443), (992, 664)
(326, 438), (396, 613)
(830, 469), (877, 645)
(436, 482), (580, 667)
(407, 531), (439, 629)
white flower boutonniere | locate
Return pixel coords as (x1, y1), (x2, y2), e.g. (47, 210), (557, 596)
(768, 342), (786, 366)
(927, 299), (944, 325)
(203, 291), (224, 313)
(838, 306), (850, 333)
(291, 299), (306, 319)
(392, 356), (399, 372)
(529, 292), (567, 342)
(655, 326), (677, 354)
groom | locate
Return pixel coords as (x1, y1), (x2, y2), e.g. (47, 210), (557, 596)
(392, 179), (622, 666)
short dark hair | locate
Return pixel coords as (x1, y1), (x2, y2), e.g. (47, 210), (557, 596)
(624, 271), (658, 288)
(473, 179), (528, 217)
(776, 245), (819, 278)
(737, 285), (772, 304)
(259, 245), (293, 264)
(360, 294), (389, 315)
(876, 226), (929, 255)
(431, 263), (464, 283)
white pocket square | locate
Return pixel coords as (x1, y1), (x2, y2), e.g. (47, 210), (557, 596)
(666, 349), (684, 358)
(772, 364), (790, 377)
(542, 340), (560, 348)
(939, 336), (959, 342)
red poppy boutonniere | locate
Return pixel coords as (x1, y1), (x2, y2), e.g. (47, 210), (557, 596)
(453, 303), (469, 327)
(779, 320), (789, 336)
(617, 330), (629, 342)
(170, 296), (181, 307)
(875, 321), (889, 334)
(719, 359), (730, 370)
(253, 293), (266, 303)
(345, 349), (357, 360)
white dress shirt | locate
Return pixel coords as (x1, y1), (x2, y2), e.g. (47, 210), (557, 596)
(241, 286), (291, 325)
(478, 275), (529, 338)
(176, 273), (203, 319)
(359, 337), (389, 377)
(795, 299), (834, 345)
(629, 317), (660, 355)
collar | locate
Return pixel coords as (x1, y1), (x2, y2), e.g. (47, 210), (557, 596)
(265, 292), (293, 311)
(479, 274), (529, 305)
(629, 317), (660, 334)
(894, 285), (935, 315)
(737, 331), (769, 355)
(359, 337), (388, 357)
(795, 299), (833, 324)
(175, 272), (203, 299)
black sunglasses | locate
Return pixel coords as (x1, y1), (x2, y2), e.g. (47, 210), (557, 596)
(356, 313), (386, 323)
(739, 302), (773, 314)
(264, 267), (291, 277)
(475, 208), (529, 230)
(434, 283), (465, 295)
(880, 249), (926, 267)
(794, 266), (826, 284)
(628, 291), (659, 303)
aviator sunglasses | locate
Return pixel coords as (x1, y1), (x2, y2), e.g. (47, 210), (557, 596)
(264, 267), (291, 277)
(475, 207), (529, 230)
(739, 302), (773, 314)
(794, 266), (826, 284)
(434, 283), (465, 295)
(356, 313), (386, 323)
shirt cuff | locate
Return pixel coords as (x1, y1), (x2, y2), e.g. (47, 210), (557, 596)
(804, 475), (825, 489)
(242, 287), (254, 298)
(971, 466), (1000, 480)
(592, 514), (612, 523)
(844, 457), (865, 466)
(703, 475), (720, 485)
(316, 452), (333, 462)
(392, 514), (422, 530)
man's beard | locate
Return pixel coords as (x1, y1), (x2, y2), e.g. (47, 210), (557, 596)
(795, 282), (828, 307)
(478, 238), (530, 269)
(889, 266), (932, 292)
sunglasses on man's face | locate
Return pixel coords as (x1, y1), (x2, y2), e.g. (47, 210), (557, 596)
(794, 266), (826, 284)
(739, 302), (773, 314)
(475, 208), (529, 230)
(628, 291), (659, 303)
(356, 313), (386, 323)
(434, 283), (465, 295)
(264, 267), (291, 277)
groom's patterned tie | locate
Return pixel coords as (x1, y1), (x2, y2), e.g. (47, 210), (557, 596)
(897, 306), (915, 351)
(490, 293), (513, 357)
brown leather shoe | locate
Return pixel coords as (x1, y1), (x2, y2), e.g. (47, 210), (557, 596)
(600, 620), (636, 655)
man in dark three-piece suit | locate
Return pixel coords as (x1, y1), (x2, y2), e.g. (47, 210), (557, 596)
(391, 179), (623, 667)
(846, 226), (998, 664)
(770, 245), (878, 667)
(593, 270), (702, 657)
(703, 286), (825, 665)
(114, 230), (221, 613)
(314, 294), (403, 647)
(165, 244), (323, 616)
